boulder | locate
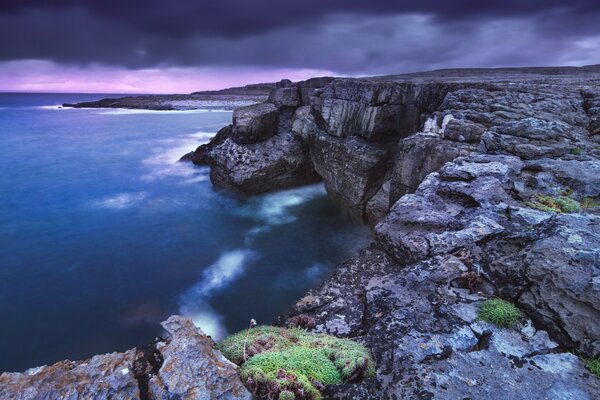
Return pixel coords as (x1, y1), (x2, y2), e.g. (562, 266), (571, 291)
(232, 103), (279, 144)
(148, 316), (252, 400)
(208, 132), (319, 194)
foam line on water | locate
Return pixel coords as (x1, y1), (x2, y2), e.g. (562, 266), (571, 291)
(178, 249), (255, 339)
(90, 192), (148, 209)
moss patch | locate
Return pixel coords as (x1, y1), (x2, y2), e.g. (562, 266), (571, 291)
(219, 326), (375, 400)
(584, 358), (600, 378)
(526, 194), (580, 213)
(478, 299), (523, 328)
(581, 197), (599, 209)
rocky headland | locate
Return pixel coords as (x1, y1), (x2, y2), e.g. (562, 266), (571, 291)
(62, 82), (275, 110)
(4, 66), (600, 399)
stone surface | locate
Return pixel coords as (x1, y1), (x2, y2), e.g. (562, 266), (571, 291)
(309, 133), (390, 219)
(0, 351), (141, 400)
(148, 316), (252, 400)
(0, 316), (251, 400)
(207, 131), (319, 194)
(285, 245), (600, 399)
(232, 102), (279, 144)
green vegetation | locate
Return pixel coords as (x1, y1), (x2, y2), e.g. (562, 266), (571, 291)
(584, 358), (600, 378)
(478, 298), (523, 328)
(570, 147), (582, 155)
(219, 325), (375, 400)
(526, 194), (580, 213)
(581, 197), (599, 209)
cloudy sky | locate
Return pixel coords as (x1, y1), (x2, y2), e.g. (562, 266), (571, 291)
(1, 0), (599, 93)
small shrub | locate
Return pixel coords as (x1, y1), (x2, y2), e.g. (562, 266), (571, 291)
(219, 326), (375, 400)
(584, 358), (600, 378)
(526, 194), (580, 213)
(581, 197), (599, 209)
(478, 298), (522, 328)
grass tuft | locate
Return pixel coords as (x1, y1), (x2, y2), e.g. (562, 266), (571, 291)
(584, 358), (600, 378)
(478, 298), (523, 328)
(526, 194), (580, 213)
(219, 325), (375, 400)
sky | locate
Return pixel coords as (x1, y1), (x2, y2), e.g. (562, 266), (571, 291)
(1, 1), (599, 93)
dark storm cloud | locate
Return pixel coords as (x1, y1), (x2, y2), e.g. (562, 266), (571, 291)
(0, 0), (599, 74)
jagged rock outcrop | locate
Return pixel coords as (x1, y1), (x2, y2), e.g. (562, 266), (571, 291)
(0, 316), (251, 400)
(286, 245), (600, 399)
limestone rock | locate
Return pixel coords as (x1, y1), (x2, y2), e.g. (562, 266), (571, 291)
(232, 103), (279, 144)
(148, 316), (252, 400)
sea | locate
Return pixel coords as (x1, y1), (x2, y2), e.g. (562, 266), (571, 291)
(0, 93), (371, 372)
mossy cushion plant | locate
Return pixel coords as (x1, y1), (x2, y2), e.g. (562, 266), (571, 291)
(218, 325), (375, 400)
(526, 194), (580, 213)
(478, 298), (523, 328)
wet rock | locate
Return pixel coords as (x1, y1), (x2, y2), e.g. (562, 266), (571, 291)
(231, 103), (279, 144)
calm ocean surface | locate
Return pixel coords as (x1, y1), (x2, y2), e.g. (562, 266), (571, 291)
(0, 93), (371, 372)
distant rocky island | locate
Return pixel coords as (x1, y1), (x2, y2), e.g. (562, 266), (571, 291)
(4, 65), (600, 399)
(62, 82), (276, 110)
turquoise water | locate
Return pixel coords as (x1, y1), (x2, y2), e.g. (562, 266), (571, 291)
(0, 93), (371, 372)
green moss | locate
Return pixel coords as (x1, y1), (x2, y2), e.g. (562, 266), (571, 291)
(571, 147), (582, 155)
(581, 197), (599, 209)
(478, 298), (523, 328)
(219, 326), (375, 400)
(526, 194), (580, 213)
(584, 358), (600, 378)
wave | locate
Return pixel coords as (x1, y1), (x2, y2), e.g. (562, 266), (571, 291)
(90, 192), (147, 209)
(178, 249), (255, 339)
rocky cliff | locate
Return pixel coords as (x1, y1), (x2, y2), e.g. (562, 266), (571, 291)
(183, 66), (600, 398)
(4, 66), (600, 399)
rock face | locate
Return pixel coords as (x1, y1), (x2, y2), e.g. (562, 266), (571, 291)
(0, 316), (251, 400)
(232, 103), (279, 144)
(149, 316), (252, 400)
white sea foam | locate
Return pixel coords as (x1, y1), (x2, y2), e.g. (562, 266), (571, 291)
(179, 249), (255, 339)
(97, 109), (230, 115)
(239, 184), (326, 226)
(36, 105), (70, 110)
(91, 192), (147, 209)
(140, 131), (215, 182)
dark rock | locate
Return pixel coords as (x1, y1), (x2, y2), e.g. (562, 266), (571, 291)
(208, 132), (319, 194)
(181, 125), (233, 165)
(309, 133), (390, 219)
(286, 244), (600, 399)
(232, 103), (279, 144)
(389, 132), (476, 204)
